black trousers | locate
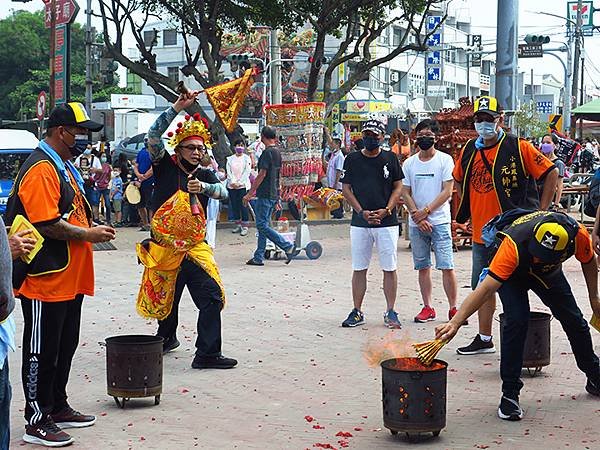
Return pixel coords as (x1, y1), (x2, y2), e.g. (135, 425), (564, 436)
(498, 271), (600, 395)
(157, 259), (223, 357)
(20, 295), (83, 425)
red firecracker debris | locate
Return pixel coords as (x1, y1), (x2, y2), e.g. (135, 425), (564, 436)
(181, 388), (189, 393)
(353, 427), (362, 431)
(313, 443), (335, 449)
(100, 412), (107, 416)
(313, 425), (325, 429)
(305, 415), (315, 423)
(335, 432), (353, 438)
(338, 440), (349, 448)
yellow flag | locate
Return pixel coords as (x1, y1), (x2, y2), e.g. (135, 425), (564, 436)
(205, 69), (256, 133)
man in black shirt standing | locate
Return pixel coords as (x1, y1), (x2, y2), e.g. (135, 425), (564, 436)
(244, 126), (297, 266)
(340, 119), (404, 328)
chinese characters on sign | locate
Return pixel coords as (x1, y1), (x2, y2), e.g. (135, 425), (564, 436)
(427, 67), (441, 82)
(44, 0), (79, 28)
(54, 24), (68, 105)
(536, 101), (553, 114)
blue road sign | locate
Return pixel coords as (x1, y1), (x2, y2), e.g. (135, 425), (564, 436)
(427, 33), (442, 47)
(427, 51), (441, 65)
(427, 67), (441, 81)
(427, 16), (442, 31)
(536, 101), (553, 114)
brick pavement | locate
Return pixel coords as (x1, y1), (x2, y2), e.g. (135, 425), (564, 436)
(8, 224), (600, 449)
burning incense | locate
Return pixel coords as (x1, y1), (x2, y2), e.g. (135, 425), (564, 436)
(412, 339), (447, 366)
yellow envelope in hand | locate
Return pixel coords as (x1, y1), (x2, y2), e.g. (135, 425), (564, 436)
(8, 214), (44, 264)
(591, 314), (600, 333)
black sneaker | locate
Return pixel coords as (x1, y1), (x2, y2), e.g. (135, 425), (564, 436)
(342, 308), (365, 328)
(23, 417), (74, 447)
(285, 244), (300, 265)
(162, 336), (180, 354)
(498, 394), (524, 421)
(51, 406), (96, 429)
(192, 355), (238, 369)
(246, 258), (264, 266)
(456, 335), (495, 355)
(586, 377), (600, 396)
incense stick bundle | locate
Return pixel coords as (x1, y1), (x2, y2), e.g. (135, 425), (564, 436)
(412, 339), (446, 366)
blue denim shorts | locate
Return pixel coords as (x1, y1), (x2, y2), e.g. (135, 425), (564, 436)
(409, 223), (454, 270)
(471, 242), (494, 290)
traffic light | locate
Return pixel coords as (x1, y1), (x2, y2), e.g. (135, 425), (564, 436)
(524, 35), (550, 45)
(227, 53), (253, 72)
(308, 55), (329, 69)
(100, 57), (118, 85)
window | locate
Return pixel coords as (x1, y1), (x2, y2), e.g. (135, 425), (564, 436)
(370, 66), (388, 91)
(126, 72), (142, 94)
(444, 81), (457, 101)
(143, 30), (158, 47)
(392, 27), (404, 47)
(408, 73), (425, 96)
(163, 29), (177, 46)
(444, 49), (457, 64)
(167, 67), (179, 82)
(391, 70), (406, 93)
(379, 27), (390, 45)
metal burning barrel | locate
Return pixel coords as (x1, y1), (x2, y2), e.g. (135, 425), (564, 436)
(499, 311), (552, 375)
(381, 357), (447, 438)
(105, 335), (163, 408)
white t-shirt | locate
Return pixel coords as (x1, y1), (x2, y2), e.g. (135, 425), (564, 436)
(74, 154), (102, 181)
(402, 150), (454, 226)
(327, 150), (345, 190)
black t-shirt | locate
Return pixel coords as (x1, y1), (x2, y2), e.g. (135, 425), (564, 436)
(151, 153), (219, 213)
(341, 150), (403, 228)
(256, 145), (282, 200)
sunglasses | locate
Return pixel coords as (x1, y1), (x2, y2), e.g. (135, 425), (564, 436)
(179, 144), (206, 153)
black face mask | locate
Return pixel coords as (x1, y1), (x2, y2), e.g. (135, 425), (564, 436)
(416, 136), (435, 151)
(62, 134), (88, 158)
(363, 136), (380, 151)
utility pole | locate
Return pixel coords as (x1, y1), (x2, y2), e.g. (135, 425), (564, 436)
(270, 29), (282, 105)
(85, 0), (93, 115)
(495, 0), (519, 117)
(579, 54), (585, 138)
(49, 0), (56, 109)
(530, 68), (535, 106)
(571, 0), (583, 136)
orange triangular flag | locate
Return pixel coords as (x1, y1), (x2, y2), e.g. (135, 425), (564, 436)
(205, 69), (256, 133)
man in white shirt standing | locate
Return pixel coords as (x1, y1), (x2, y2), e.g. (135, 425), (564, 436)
(401, 119), (459, 323)
(327, 136), (345, 219)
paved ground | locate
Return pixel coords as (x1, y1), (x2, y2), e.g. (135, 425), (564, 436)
(8, 223), (600, 449)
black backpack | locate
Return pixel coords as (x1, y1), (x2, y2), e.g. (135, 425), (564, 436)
(584, 170), (600, 217)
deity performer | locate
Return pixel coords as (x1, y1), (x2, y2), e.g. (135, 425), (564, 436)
(136, 91), (237, 370)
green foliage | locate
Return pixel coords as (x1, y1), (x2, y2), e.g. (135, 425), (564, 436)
(513, 102), (550, 138)
(0, 9), (120, 120)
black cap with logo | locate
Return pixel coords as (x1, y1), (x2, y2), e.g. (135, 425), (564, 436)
(47, 102), (103, 132)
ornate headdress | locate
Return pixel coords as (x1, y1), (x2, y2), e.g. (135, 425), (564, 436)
(167, 113), (212, 148)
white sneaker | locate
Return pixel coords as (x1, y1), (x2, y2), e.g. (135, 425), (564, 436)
(231, 225), (242, 233)
(240, 227), (249, 236)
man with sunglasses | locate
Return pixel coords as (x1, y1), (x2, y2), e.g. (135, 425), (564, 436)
(452, 96), (558, 355)
(144, 92), (237, 370)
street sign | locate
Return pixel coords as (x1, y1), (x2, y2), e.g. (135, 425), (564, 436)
(567, 1), (594, 27)
(517, 44), (543, 58)
(427, 51), (441, 65)
(53, 24), (68, 105)
(44, 0), (80, 28)
(427, 67), (441, 81)
(471, 34), (482, 46)
(36, 91), (47, 121)
(536, 100), (553, 114)
(427, 16), (442, 31)
(426, 33), (442, 48)
(427, 85), (446, 96)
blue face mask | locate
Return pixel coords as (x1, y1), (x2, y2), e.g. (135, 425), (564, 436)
(363, 136), (380, 151)
(474, 121), (498, 140)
